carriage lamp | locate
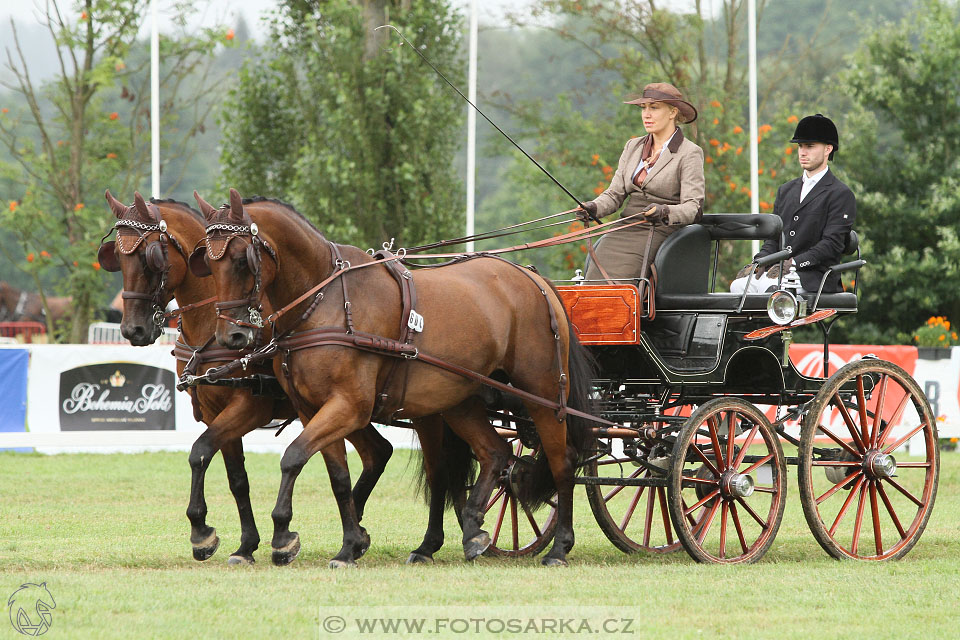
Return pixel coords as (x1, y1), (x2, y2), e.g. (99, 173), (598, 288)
(767, 290), (807, 325)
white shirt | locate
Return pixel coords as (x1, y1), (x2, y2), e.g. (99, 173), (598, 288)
(632, 128), (679, 181)
(800, 165), (829, 203)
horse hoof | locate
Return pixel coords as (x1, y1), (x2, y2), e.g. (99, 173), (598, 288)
(406, 552), (434, 565)
(271, 535), (301, 566)
(355, 530), (371, 560)
(541, 556), (568, 567)
(329, 558), (357, 569)
(464, 532), (491, 561)
(191, 532), (220, 562)
(227, 554), (255, 566)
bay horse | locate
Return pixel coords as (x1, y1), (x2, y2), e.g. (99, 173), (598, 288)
(192, 189), (593, 566)
(98, 191), (403, 565)
(0, 281), (72, 327)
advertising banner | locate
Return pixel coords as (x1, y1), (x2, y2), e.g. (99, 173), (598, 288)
(0, 348), (28, 432)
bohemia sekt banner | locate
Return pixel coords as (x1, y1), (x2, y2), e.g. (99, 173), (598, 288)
(59, 362), (175, 430)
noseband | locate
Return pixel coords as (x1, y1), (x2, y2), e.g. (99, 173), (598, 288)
(202, 221), (277, 331)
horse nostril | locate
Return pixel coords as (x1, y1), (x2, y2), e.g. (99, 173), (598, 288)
(228, 331), (249, 348)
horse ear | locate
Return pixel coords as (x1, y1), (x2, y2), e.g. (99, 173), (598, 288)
(228, 188), (244, 222)
(97, 241), (121, 272)
(133, 192), (152, 222)
(188, 246), (211, 277)
(193, 191), (218, 219)
(104, 189), (127, 219)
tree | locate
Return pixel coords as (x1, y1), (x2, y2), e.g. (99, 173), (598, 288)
(0, 0), (228, 342)
(839, 0), (960, 343)
(218, 0), (465, 250)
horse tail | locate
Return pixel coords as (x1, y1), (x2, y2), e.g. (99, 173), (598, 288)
(518, 312), (597, 511)
(414, 419), (476, 511)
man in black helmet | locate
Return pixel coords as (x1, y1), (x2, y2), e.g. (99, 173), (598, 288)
(731, 113), (856, 294)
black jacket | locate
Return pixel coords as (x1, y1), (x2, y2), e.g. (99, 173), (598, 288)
(756, 168), (856, 293)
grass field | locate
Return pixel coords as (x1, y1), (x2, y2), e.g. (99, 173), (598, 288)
(1, 447), (958, 639)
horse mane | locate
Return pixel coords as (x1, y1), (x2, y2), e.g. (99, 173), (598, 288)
(149, 197), (205, 223)
(240, 196), (325, 238)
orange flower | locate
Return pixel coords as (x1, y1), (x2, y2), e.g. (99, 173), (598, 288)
(80, 11), (88, 20)
(1, 108), (7, 114)
(709, 139), (720, 147)
(784, 146), (794, 155)
(728, 182), (737, 191)
(760, 124), (772, 134)
(593, 186), (604, 195)
(710, 100), (722, 108)
(760, 201), (772, 211)
(40, 250), (50, 258)
(721, 142), (731, 152)
(106, 152), (117, 159)
(109, 112), (119, 121)
(57, 140), (64, 147)
(712, 118), (719, 125)
(601, 165), (613, 174)
(115, 61), (126, 71)
(953, 332), (958, 340)
(591, 154), (599, 165)
(26, 253), (35, 263)
(735, 146), (743, 155)
(758, 169), (765, 175)
(73, 260), (79, 267)
(8, 201), (16, 212)
(92, 262), (101, 271)
(733, 125), (743, 134)
(939, 335), (946, 341)
(74, 203), (85, 211)
(705, 156), (714, 164)
(225, 28), (235, 41)
(787, 115), (798, 123)
(770, 170), (777, 178)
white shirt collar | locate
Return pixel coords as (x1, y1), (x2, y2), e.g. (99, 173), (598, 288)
(802, 164), (829, 185)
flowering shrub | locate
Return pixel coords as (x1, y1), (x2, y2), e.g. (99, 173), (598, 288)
(913, 316), (959, 347)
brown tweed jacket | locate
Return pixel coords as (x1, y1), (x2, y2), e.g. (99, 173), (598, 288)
(588, 128), (705, 226)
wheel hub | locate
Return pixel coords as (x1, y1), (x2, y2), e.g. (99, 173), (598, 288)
(721, 471), (755, 499)
(863, 450), (897, 479)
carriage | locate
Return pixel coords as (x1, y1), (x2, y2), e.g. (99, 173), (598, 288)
(481, 213), (939, 564)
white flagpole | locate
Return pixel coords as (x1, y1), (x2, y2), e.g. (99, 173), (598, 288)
(748, 0), (760, 255)
(151, 0), (160, 198)
(465, 0), (478, 252)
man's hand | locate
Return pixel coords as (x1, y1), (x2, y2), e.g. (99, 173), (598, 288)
(643, 204), (670, 223)
(766, 258), (794, 280)
(577, 201), (601, 224)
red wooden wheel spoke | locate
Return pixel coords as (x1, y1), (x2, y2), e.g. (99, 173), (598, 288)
(869, 375), (888, 447)
(485, 487), (506, 512)
(719, 501), (729, 559)
(833, 394), (866, 452)
(732, 421), (761, 468)
(816, 469), (863, 505)
(851, 480), (869, 555)
(812, 461), (867, 466)
(729, 503), (749, 554)
(658, 488), (674, 545)
(856, 376), (870, 447)
(707, 414), (726, 470)
(895, 462), (932, 468)
(726, 412), (737, 470)
(869, 481), (883, 556)
(686, 487), (721, 515)
(681, 497), (699, 527)
(520, 499), (543, 538)
(752, 485), (777, 494)
(682, 476), (718, 486)
(620, 484), (646, 533)
(491, 492), (509, 545)
(690, 443), (722, 477)
(603, 467), (643, 502)
(510, 497), (519, 550)
(741, 453), (774, 475)
(876, 393), (911, 448)
(816, 424), (863, 459)
(642, 484), (655, 547)
(883, 423), (926, 455)
(695, 499), (721, 544)
(828, 476), (866, 537)
(882, 476), (924, 508)
(876, 482), (907, 538)
(735, 497), (767, 529)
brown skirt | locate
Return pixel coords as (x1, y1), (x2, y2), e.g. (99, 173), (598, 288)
(584, 223), (676, 281)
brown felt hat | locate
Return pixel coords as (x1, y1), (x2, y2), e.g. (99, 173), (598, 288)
(624, 82), (698, 124)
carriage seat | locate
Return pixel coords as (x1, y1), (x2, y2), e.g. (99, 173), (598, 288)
(653, 214), (859, 313)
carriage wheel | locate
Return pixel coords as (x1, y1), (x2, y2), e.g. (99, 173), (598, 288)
(482, 430), (558, 558)
(798, 359), (939, 560)
(667, 398), (787, 564)
(585, 439), (686, 553)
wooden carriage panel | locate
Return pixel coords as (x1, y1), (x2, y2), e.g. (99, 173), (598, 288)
(556, 284), (640, 345)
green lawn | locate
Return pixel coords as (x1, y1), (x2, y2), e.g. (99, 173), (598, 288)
(1, 448), (958, 639)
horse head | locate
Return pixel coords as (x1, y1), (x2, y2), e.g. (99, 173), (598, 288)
(99, 189), (191, 345)
(192, 188), (279, 349)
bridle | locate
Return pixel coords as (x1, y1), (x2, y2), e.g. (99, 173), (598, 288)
(200, 219), (278, 332)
